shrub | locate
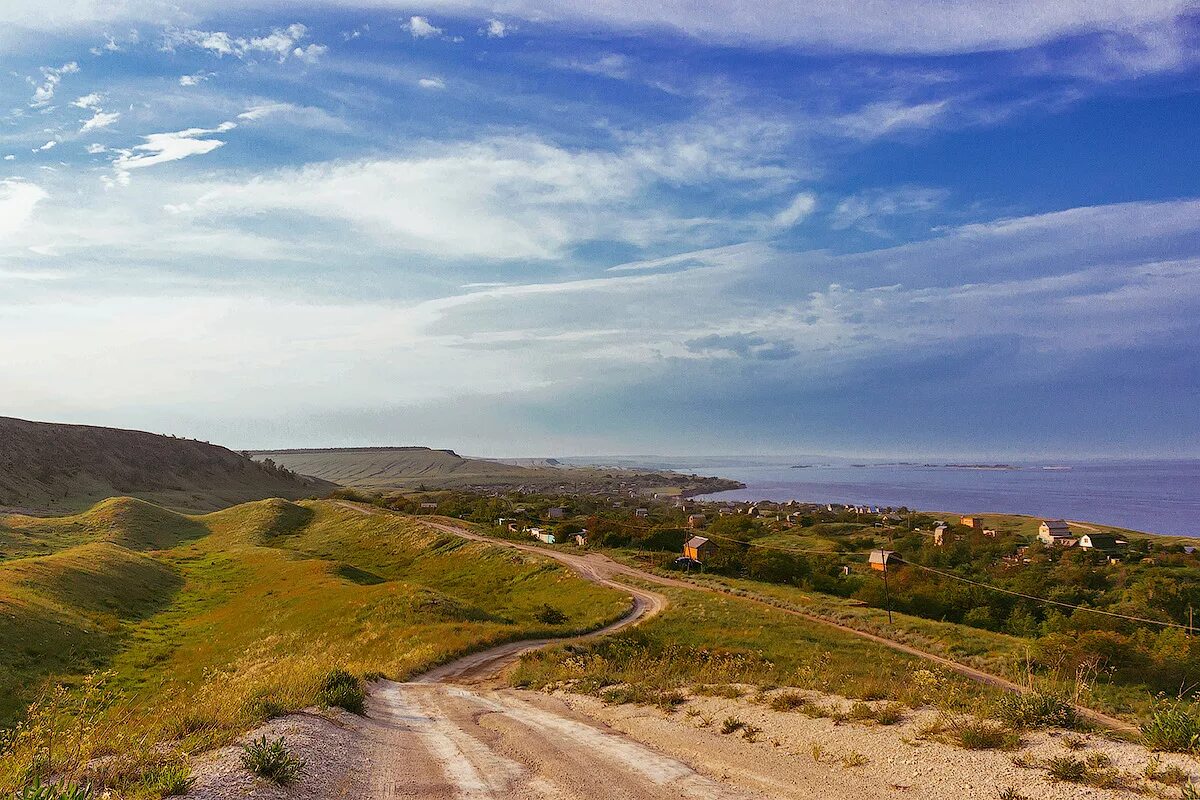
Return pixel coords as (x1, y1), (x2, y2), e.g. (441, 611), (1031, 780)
(998, 788), (1027, 800)
(720, 716), (746, 735)
(141, 762), (194, 796)
(1045, 755), (1087, 783)
(535, 604), (568, 624)
(14, 782), (93, 800)
(318, 668), (365, 715)
(948, 720), (1022, 750)
(995, 691), (1079, 730)
(873, 703), (906, 725)
(768, 692), (810, 712)
(1141, 701), (1200, 753)
(240, 736), (305, 784)
(742, 724), (762, 743)
(1143, 756), (1188, 785)
(841, 751), (869, 768)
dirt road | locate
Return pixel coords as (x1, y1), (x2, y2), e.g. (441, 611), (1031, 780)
(417, 517), (1137, 735)
(360, 520), (771, 799)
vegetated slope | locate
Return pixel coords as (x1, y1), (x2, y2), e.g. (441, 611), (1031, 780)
(252, 446), (743, 495)
(251, 446), (528, 488)
(0, 416), (336, 514)
(0, 498), (628, 792)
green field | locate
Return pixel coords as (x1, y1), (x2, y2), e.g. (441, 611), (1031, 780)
(0, 498), (628, 794)
(513, 582), (1003, 711)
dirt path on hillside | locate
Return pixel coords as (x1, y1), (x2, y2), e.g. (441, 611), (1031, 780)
(417, 517), (1137, 735)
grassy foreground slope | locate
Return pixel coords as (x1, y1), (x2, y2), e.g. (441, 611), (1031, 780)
(0, 416), (336, 514)
(0, 499), (627, 794)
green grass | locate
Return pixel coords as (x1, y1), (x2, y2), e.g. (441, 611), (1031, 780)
(512, 583), (1003, 712)
(0, 498), (628, 796)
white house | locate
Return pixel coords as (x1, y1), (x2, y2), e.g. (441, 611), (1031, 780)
(1038, 520), (1073, 545)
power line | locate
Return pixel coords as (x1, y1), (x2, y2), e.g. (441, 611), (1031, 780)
(594, 515), (1190, 632)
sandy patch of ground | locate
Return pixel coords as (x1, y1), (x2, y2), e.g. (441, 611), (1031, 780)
(186, 710), (369, 799)
(546, 687), (1198, 800)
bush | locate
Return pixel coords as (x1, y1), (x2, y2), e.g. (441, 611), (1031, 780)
(1044, 755), (1087, 783)
(948, 719), (1022, 750)
(141, 762), (194, 796)
(1141, 701), (1200, 753)
(318, 668), (366, 715)
(995, 691), (1079, 730)
(769, 692), (810, 712)
(14, 782), (93, 800)
(873, 702), (906, 725)
(240, 736), (306, 784)
(534, 604), (568, 625)
(721, 716), (746, 734)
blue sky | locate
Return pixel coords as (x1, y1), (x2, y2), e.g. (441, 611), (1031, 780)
(1, 1), (1198, 458)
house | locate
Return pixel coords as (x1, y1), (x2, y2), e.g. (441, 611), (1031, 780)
(687, 514), (707, 529)
(960, 516), (983, 530)
(982, 528), (998, 538)
(635, 508), (649, 518)
(683, 535), (713, 561)
(1037, 520), (1073, 545)
(869, 550), (901, 571)
(528, 528), (556, 544)
(548, 507), (565, 519)
(933, 524), (951, 546)
(419, 502), (438, 510)
(1079, 533), (1122, 554)
(573, 533), (588, 547)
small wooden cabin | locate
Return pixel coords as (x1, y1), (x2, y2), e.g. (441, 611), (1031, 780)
(683, 535), (713, 561)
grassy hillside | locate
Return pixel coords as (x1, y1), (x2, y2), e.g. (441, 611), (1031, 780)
(0, 499), (628, 795)
(253, 446), (742, 494)
(0, 416), (336, 514)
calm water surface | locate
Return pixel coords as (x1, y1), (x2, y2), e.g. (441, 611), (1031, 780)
(567, 457), (1200, 537)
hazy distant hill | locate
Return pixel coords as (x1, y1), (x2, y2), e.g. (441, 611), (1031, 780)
(252, 446), (741, 496)
(0, 417), (335, 514)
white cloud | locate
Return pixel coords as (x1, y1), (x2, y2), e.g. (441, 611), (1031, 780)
(72, 92), (103, 110)
(111, 122), (236, 175)
(86, 143), (107, 154)
(418, 76), (446, 90)
(292, 43), (328, 63)
(0, 180), (47, 240)
(29, 62), (79, 108)
(407, 15), (443, 38)
(178, 71), (213, 87)
(483, 19), (508, 38)
(834, 99), (950, 140)
(774, 192), (817, 227)
(236, 102), (348, 131)
(179, 123), (798, 260)
(34, 141), (57, 152)
(558, 53), (631, 80)
(163, 23), (323, 62)
(831, 187), (947, 234)
(3, 155), (15, 161)
(0, 1), (1193, 56)
(80, 110), (120, 133)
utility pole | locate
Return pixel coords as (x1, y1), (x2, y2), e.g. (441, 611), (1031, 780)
(881, 550), (894, 625)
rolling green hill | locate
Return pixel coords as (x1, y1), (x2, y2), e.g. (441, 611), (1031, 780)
(252, 446), (741, 495)
(0, 498), (628, 793)
(0, 416), (336, 514)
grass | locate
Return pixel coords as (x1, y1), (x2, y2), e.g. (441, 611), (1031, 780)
(1141, 700), (1200, 752)
(0, 499), (629, 797)
(317, 669), (365, 715)
(923, 717), (1022, 750)
(240, 736), (304, 784)
(994, 690), (1080, 730)
(512, 582), (1005, 721)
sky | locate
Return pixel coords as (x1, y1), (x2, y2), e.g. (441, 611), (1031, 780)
(0, 1), (1198, 458)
